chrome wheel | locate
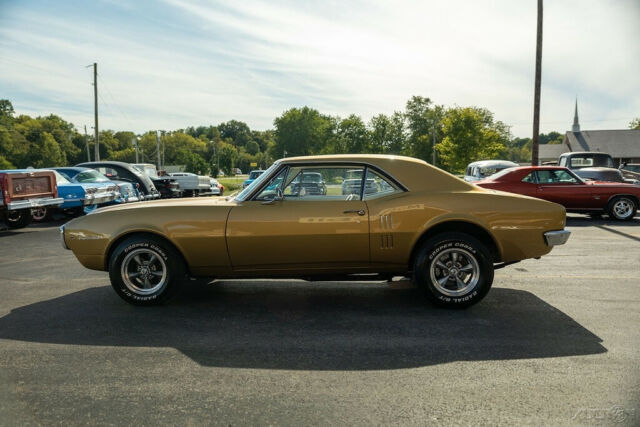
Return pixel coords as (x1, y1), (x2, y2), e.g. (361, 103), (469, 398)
(429, 248), (480, 297)
(612, 198), (633, 219)
(120, 248), (168, 296)
(31, 207), (47, 221)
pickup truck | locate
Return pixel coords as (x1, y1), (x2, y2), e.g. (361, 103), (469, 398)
(168, 172), (211, 196)
(558, 152), (638, 184)
(0, 170), (63, 229)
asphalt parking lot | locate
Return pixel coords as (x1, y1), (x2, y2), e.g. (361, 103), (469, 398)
(0, 215), (639, 426)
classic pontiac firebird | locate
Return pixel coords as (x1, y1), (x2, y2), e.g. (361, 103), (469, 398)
(61, 155), (570, 308)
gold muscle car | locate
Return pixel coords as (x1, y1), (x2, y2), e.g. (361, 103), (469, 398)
(61, 155), (570, 308)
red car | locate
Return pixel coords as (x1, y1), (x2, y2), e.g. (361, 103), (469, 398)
(476, 166), (639, 221)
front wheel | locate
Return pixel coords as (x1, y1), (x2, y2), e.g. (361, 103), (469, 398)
(413, 232), (494, 308)
(108, 235), (185, 305)
(608, 196), (637, 221)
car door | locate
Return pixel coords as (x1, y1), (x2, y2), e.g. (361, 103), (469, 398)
(226, 165), (370, 271)
(535, 169), (593, 209)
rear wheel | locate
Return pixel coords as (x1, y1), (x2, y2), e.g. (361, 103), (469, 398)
(608, 196), (637, 221)
(4, 209), (32, 229)
(31, 207), (52, 222)
(413, 232), (494, 308)
(108, 235), (185, 305)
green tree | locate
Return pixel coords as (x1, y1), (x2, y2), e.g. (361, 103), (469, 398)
(369, 112), (406, 154)
(218, 120), (251, 147)
(0, 99), (15, 127)
(629, 118), (640, 130)
(335, 114), (369, 154)
(436, 107), (510, 173)
(404, 96), (445, 162)
(0, 155), (14, 169)
(273, 107), (334, 157)
(218, 142), (239, 175)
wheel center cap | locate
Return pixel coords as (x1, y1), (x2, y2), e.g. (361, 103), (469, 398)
(450, 268), (458, 275)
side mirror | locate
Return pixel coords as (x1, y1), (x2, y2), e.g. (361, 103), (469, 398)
(261, 187), (284, 205)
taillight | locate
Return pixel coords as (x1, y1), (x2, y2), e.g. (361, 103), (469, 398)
(2, 174), (10, 204)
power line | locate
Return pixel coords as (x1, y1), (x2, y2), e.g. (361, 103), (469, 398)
(97, 72), (137, 131)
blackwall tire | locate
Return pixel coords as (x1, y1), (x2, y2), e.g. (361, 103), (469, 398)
(108, 235), (185, 306)
(4, 209), (32, 229)
(413, 232), (494, 308)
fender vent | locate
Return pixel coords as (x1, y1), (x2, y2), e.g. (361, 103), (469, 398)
(380, 214), (394, 249)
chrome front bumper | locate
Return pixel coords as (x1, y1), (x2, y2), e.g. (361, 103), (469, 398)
(5, 197), (64, 210)
(60, 224), (69, 250)
(544, 230), (571, 247)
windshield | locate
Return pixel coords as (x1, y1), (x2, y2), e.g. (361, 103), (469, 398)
(569, 155), (614, 169)
(482, 167), (517, 181)
(234, 163), (279, 201)
(144, 167), (158, 177)
(73, 169), (110, 183)
(53, 170), (70, 184)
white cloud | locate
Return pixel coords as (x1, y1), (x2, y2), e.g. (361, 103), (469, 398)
(1, 0), (638, 136)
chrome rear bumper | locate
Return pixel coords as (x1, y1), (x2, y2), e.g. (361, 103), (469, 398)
(5, 197), (64, 210)
(544, 230), (571, 247)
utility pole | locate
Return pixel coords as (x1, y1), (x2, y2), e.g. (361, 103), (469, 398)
(92, 63), (99, 161)
(432, 120), (437, 166)
(155, 131), (161, 170)
(133, 137), (139, 163)
(161, 131), (165, 169)
(531, 0), (543, 166)
(84, 125), (91, 162)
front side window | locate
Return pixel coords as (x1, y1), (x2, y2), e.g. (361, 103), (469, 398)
(522, 173), (536, 183)
(284, 166), (364, 201)
(254, 167), (288, 201)
(537, 170), (580, 184)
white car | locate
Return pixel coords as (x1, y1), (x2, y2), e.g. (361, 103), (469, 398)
(464, 160), (519, 182)
(168, 172), (211, 196)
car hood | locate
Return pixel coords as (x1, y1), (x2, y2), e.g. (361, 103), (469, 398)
(90, 196), (237, 214)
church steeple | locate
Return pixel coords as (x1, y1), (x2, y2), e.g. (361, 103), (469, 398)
(572, 98), (580, 132)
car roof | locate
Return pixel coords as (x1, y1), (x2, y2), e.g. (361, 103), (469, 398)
(76, 161), (133, 168)
(278, 154), (473, 192)
(466, 160), (519, 168)
(559, 151), (612, 156)
(53, 167), (93, 172)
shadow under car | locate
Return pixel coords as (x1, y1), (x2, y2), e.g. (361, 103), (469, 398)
(0, 281), (606, 370)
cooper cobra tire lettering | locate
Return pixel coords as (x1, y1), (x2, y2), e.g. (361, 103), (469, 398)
(109, 234), (185, 306)
(414, 232), (494, 309)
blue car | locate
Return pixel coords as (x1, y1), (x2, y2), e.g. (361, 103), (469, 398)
(54, 167), (140, 205)
(242, 170), (265, 189)
(30, 170), (118, 221)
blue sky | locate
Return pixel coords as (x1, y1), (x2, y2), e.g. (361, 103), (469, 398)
(1, 0), (639, 137)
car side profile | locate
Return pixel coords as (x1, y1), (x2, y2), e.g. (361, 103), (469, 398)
(476, 166), (640, 220)
(61, 155), (570, 308)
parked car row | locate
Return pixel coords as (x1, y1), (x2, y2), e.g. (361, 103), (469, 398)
(1, 161), (227, 228)
(465, 151), (639, 221)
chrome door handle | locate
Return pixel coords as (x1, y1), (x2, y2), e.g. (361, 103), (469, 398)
(343, 209), (365, 216)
